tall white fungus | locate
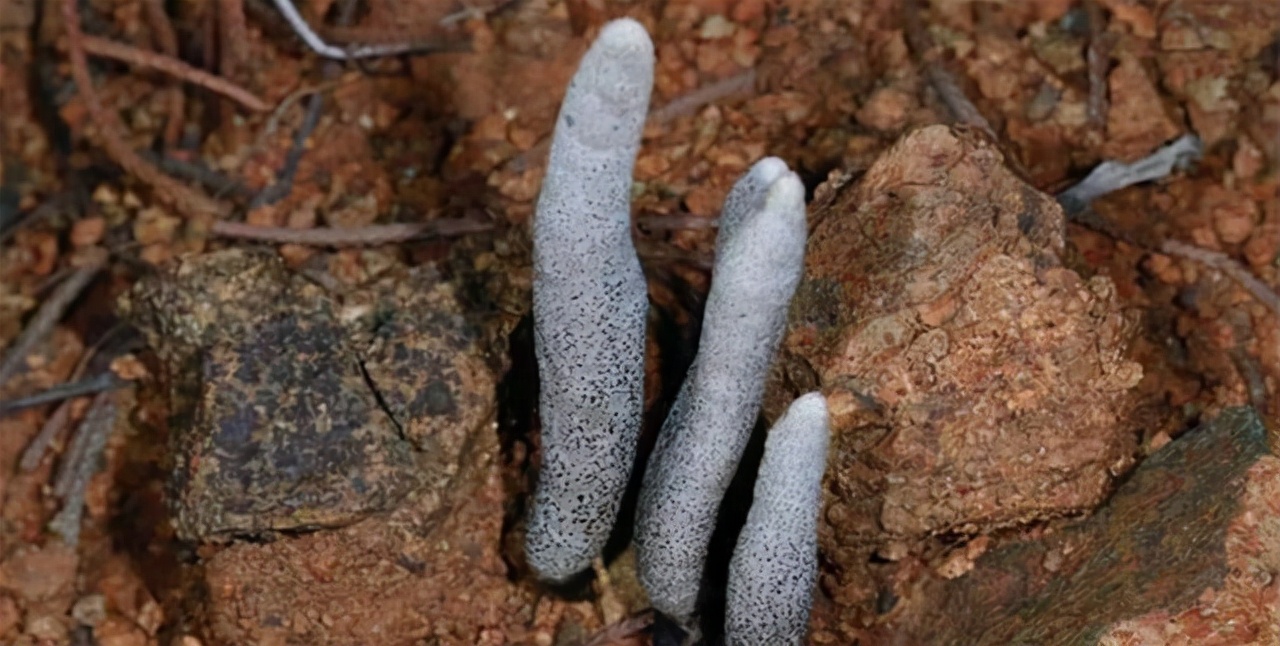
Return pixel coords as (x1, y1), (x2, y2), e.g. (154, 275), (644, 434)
(525, 18), (654, 583)
(635, 157), (808, 624)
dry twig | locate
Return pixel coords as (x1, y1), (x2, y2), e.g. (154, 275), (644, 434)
(62, 0), (230, 219)
(22, 401), (75, 470)
(249, 91), (324, 208)
(650, 69), (757, 125)
(1, 372), (126, 417)
(269, 0), (450, 60)
(52, 390), (116, 497)
(902, 0), (997, 140)
(81, 34), (270, 112)
(1057, 134), (1203, 210)
(49, 390), (118, 546)
(226, 77), (348, 189)
(1082, 0), (1114, 130)
(1161, 240), (1280, 317)
(145, 151), (253, 199)
(0, 187), (88, 244)
(141, 0), (185, 148)
(1056, 135), (1280, 317)
(438, 0), (521, 27)
(209, 218), (493, 246)
(0, 260), (104, 386)
(248, 0), (359, 207)
(218, 0), (250, 80)
(18, 325), (135, 470)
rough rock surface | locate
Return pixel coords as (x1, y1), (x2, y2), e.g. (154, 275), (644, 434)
(765, 125), (1145, 613)
(119, 250), (520, 644)
(873, 407), (1277, 645)
(120, 249), (495, 541)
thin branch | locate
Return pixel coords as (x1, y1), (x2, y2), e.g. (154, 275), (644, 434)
(81, 34), (270, 112)
(650, 69), (757, 125)
(0, 188), (87, 245)
(143, 150), (253, 199)
(62, 0), (230, 218)
(218, 0), (250, 81)
(1229, 344), (1269, 414)
(1082, 0), (1113, 130)
(209, 217), (493, 246)
(1057, 134), (1203, 213)
(1054, 136), (1277, 316)
(903, 0), (997, 139)
(22, 400), (76, 471)
(49, 390), (118, 547)
(19, 325), (135, 470)
(0, 261), (104, 386)
(262, 79), (346, 141)
(248, 0), (358, 207)
(52, 390), (115, 496)
(248, 90), (324, 208)
(269, 0), (450, 60)
(1161, 240), (1280, 317)
(141, 0), (185, 148)
(229, 74), (347, 194)
(0, 372), (126, 417)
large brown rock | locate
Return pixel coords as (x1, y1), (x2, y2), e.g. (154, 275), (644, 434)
(873, 407), (1277, 645)
(766, 125), (1145, 614)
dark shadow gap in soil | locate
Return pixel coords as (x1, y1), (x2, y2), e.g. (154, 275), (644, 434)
(693, 413), (769, 646)
(604, 269), (709, 563)
(495, 313), (538, 582)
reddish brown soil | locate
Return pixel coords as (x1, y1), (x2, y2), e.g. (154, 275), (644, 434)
(0, 0), (1276, 645)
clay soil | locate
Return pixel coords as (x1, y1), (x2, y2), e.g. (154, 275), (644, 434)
(0, 0), (1277, 645)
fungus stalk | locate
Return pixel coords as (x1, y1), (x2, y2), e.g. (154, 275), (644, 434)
(725, 392), (830, 645)
(635, 157), (809, 626)
(525, 18), (654, 583)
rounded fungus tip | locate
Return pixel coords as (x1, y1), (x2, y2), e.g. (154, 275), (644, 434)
(746, 156), (790, 187)
(762, 172), (805, 217)
(596, 17), (653, 57)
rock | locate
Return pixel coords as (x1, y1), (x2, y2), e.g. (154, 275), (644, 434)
(765, 125), (1144, 615)
(872, 407), (1278, 645)
(121, 250), (495, 541)
(121, 249), (523, 644)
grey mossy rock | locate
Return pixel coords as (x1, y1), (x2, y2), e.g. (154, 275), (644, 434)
(725, 392), (830, 646)
(635, 157), (809, 626)
(525, 18), (654, 583)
